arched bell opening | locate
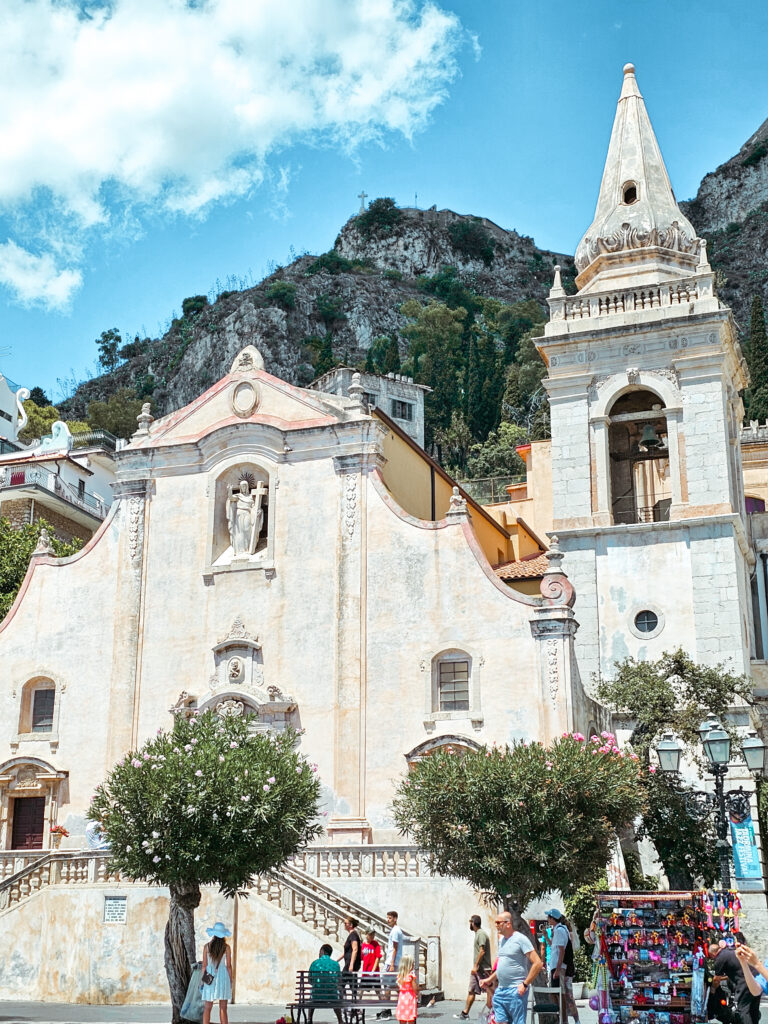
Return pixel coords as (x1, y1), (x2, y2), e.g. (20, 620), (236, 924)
(608, 389), (671, 525)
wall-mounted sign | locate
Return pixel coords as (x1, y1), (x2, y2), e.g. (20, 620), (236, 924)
(104, 896), (127, 924)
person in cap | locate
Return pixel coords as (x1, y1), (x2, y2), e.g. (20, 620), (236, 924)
(545, 910), (578, 1023)
(201, 921), (233, 1024)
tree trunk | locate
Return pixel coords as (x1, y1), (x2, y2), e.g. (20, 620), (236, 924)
(165, 880), (201, 1023)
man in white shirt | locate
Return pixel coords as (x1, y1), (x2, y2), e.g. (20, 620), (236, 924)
(376, 910), (405, 1019)
(546, 909), (579, 1023)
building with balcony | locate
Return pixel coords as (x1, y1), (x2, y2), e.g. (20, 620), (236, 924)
(0, 426), (118, 543)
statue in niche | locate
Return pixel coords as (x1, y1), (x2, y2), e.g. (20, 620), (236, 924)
(226, 479), (266, 557)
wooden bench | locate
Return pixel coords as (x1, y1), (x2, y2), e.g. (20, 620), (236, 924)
(288, 970), (400, 1024)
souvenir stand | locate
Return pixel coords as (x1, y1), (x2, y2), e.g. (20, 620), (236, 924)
(591, 890), (743, 1024)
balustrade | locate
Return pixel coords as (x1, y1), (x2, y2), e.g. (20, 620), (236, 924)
(549, 272), (712, 326)
(289, 845), (431, 879)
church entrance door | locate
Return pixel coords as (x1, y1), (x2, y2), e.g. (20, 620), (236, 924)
(11, 796), (45, 849)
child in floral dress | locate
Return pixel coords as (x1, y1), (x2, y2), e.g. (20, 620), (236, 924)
(395, 955), (420, 1024)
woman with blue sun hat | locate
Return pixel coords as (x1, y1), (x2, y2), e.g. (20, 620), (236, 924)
(201, 921), (233, 1024)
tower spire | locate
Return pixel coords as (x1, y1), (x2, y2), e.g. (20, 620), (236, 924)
(574, 63), (700, 292)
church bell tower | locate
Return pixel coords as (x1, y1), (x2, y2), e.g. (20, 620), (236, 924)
(537, 64), (753, 684)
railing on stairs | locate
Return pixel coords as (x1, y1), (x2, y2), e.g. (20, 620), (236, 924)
(0, 850), (441, 991)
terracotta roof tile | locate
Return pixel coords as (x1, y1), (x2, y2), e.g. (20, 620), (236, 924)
(493, 552), (549, 581)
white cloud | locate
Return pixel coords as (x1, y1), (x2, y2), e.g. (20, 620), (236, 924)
(0, 0), (465, 307)
(0, 242), (82, 309)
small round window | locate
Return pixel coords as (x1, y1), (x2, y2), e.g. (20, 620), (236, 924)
(622, 182), (638, 205)
(634, 610), (659, 634)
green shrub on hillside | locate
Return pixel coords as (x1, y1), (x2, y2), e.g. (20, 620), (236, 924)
(448, 219), (495, 266)
(356, 197), (402, 239)
(265, 280), (297, 309)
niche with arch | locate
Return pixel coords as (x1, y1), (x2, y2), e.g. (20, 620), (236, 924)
(208, 462), (273, 569)
(608, 390), (671, 525)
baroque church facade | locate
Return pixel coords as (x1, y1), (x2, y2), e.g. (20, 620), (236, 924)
(0, 64), (766, 1003)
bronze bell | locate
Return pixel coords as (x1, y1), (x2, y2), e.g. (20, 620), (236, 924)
(640, 423), (663, 450)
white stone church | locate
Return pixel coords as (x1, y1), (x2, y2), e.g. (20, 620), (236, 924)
(0, 63), (766, 1004)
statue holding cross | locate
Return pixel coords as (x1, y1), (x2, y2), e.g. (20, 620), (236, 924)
(358, 191), (368, 214)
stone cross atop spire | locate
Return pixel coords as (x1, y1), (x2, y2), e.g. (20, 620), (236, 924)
(574, 63), (701, 293)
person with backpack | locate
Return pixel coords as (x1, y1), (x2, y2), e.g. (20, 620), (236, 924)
(545, 909), (579, 1024)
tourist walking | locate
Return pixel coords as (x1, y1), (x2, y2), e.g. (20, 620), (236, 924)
(362, 927), (383, 988)
(480, 910), (542, 1024)
(395, 954), (420, 1024)
(339, 917), (362, 972)
(709, 938), (762, 1024)
(200, 922), (233, 1024)
(455, 914), (493, 1019)
(545, 909), (579, 1023)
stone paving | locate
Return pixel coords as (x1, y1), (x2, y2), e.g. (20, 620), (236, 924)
(0, 999), (600, 1024)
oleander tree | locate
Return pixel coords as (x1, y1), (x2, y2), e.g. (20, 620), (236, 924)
(89, 710), (322, 1022)
(392, 732), (647, 909)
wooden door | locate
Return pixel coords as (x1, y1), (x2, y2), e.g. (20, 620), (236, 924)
(11, 796), (45, 849)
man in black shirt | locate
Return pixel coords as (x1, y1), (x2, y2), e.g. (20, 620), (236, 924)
(710, 941), (761, 1024)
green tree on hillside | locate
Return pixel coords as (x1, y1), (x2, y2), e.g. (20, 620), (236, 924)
(400, 299), (467, 453)
(464, 421), (529, 479)
(96, 328), (122, 374)
(87, 390), (148, 439)
(746, 296), (768, 422)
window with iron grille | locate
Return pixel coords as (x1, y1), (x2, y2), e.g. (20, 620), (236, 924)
(438, 659), (470, 711)
(390, 399), (414, 421)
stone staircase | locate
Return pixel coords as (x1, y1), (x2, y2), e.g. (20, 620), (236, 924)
(0, 848), (442, 994)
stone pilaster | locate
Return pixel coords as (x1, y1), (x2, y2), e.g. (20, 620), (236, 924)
(326, 453), (381, 843)
(529, 538), (580, 741)
(104, 479), (152, 767)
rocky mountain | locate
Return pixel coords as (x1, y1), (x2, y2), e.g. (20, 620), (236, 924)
(60, 113), (768, 427)
(681, 115), (768, 332)
(61, 206), (572, 421)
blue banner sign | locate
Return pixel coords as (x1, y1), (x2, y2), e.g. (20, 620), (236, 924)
(730, 811), (763, 879)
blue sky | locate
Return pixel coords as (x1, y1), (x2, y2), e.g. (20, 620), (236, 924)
(2, 0), (768, 399)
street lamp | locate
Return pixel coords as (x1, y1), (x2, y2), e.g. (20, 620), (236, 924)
(656, 733), (683, 774)
(741, 732), (767, 774)
(654, 720), (767, 890)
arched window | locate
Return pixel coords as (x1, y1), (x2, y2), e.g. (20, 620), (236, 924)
(432, 650), (471, 713)
(405, 735), (482, 766)
(17, 678), (58, 737)
(608, 390), (671, 524)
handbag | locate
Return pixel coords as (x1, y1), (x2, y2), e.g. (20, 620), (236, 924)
(181, 965), (204, 1022)
(202, 970), (215, 986)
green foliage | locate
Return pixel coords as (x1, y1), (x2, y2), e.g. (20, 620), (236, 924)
(384, 268), (403, 281)
(597, 648), (753, 887)
(18, 400), (60, 442)
(96, 328), (122, 374)
(502, 329), (549, 438)
(464, 422), (528, 479)
(89, 710), (322, 897)
(0, 518), (81, 619)
(306, 251), (369, 276)
(265, 280), (297, 309)
(356, 197), (402, 240)
(316, 293), (347, 328)
(119, 336), (148, 361)
(181, 295), (208, 318)
(28, 386), (51, 407)
(392, 733), (646, 907)
(87, 389), (148, 439)
(565, 872), (607, 981)
(366, 336), (401, 376)
(401, 299), (467, 451)
(418, 265), (481, 315)
(136, 374), (156, 399)
(311, 333), (337, 378)
(448, 219), (495, 266)
(742, 141), (768, 168)
(746, 296), (768, 420)
(435, 411), (474, 478)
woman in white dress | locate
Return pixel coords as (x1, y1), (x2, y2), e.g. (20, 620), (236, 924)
(201, 921), (233, 1024)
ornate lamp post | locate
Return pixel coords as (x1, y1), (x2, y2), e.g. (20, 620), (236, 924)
(654, 723), (766, 889)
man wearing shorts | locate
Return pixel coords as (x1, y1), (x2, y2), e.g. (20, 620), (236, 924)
(455, 915), (493, 1019)
(481, 911), (542, 1024)
(546, 909), (579, 1023)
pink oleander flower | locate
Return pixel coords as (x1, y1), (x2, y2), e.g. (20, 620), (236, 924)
(230, 742), (238, 749)
(131, 759), (142, 768)
(263, 784), (270, 792)
(268, 776), (276, 784)
(195, 770), (203, 777)
(649, 766), (657, 774)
